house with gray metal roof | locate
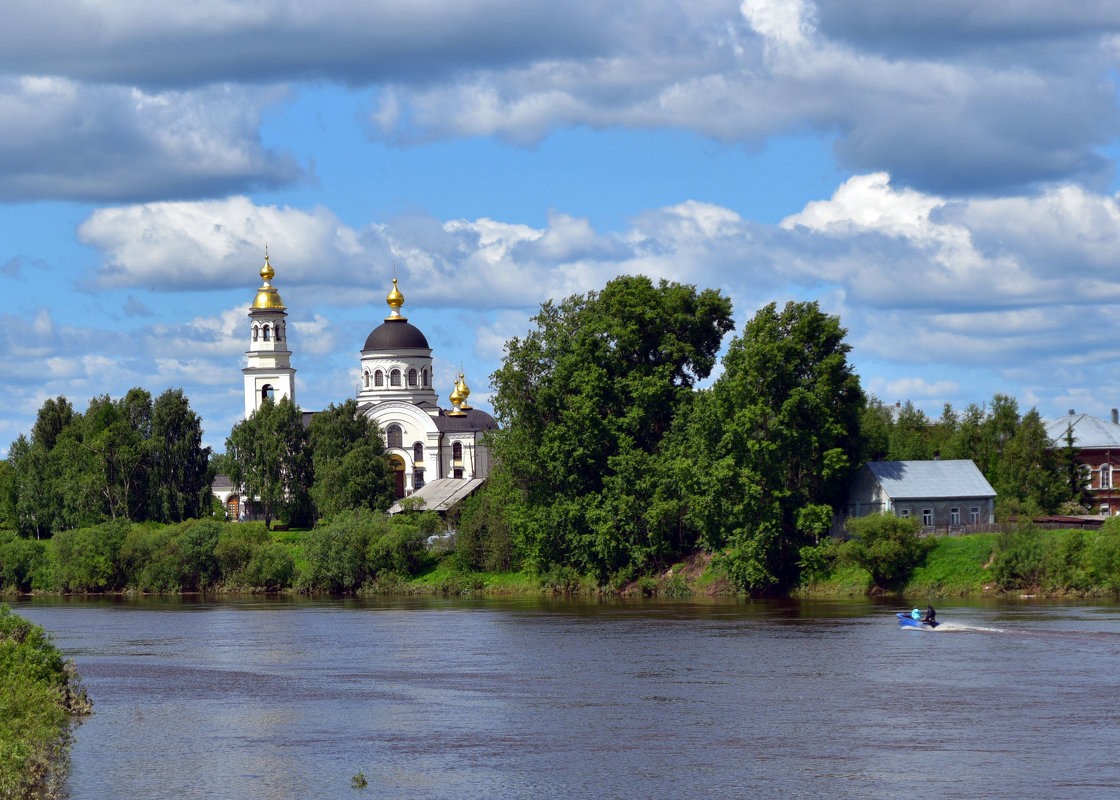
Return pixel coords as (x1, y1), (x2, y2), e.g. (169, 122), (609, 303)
(1043, 410), (1120, 514)
(843, 459), (996, 534)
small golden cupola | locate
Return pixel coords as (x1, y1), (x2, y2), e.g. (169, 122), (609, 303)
(252, 248), (286, 310)
(455, 368), (472, 410)
(385, 277), (406, 321)
(448, 380), (466, 416)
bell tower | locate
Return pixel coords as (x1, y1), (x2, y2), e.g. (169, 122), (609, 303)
(242, 248), (296, 418)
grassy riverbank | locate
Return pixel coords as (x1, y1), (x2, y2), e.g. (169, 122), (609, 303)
(0, 605), (90, 800)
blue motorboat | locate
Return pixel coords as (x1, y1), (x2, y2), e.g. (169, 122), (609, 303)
(896, 612), (938, 629)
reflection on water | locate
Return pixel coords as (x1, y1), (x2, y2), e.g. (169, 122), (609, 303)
(15, 597), (1120, 800)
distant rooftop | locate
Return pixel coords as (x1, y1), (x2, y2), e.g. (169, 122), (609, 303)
(388, 477), (486, 515)
(864, 459), (996, 500)
(1042, 412), (1120, 450)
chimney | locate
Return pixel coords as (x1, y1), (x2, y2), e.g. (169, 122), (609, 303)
(1069, 409), (1075, 416)
(1112, 409), (1118, 425)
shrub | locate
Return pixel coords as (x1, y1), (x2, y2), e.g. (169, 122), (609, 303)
(177, 519), (221, 591)
(0, 531), (52, 593)
(51, 520), (130, 592)
(299, 510), (379, 592)
(367, 523), (428, 577)
(240, 542), (294, 590)
(214, 524), (270, 580)
(989, 523), (1048, 589)
(842, 514), (932, 590)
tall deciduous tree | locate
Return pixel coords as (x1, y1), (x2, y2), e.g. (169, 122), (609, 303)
(681, 301), (865, 593)
(226, 396), (313, 529)
(150, 388), (212, 522)
(307, 399), (394, 519)
(490, 274), (734, 578)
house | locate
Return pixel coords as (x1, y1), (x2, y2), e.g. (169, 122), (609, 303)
(843, 459), (996, 534)
(1042, 410), (1120, 515)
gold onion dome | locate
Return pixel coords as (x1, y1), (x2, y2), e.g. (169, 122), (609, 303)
(385, 277), (406, 320)
(449, 383), (463, 405)
(456, 371), (472, 409)
(252, 250), (285, 310)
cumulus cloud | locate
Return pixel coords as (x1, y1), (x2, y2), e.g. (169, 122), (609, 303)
(1, 1), (1117, 199)
(0, 79), (299, 202)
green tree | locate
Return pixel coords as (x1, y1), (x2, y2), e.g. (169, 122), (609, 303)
(489, 274), (734, 579)
(226, 397), (313, 529)
(843, 513), (931, 590)
(150, 388), (212, 523)
(307, 399), (394, 519)
(681, 300), (865, 593)
(995, 408), (1068, 513)
(1056, 422), (1089, 509)
(888, 401), (932, 461)
(860, 397), (893, 463)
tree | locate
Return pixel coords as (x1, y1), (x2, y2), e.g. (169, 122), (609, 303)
(307, 399), (394, 519)
(1057, 422), (1089, 509)
(226, 397), (313, 529)
(150, 388), (212, 523)
(995, 409), (1068, 513)
(843, 513), (931, 590)
(489, 274), (734, 579)
(681, 300), (865, 593)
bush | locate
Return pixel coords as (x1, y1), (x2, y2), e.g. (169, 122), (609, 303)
(368, 523), (428, 577)
(0, 531), (52, 594)
(842, 514), (932, 590)
(214, 524), (271, 579)
(240, 542), (294, 590)
(299, 510), (378, 592)
(51, 520), (130, 592)
(989, 523), (1048, 589)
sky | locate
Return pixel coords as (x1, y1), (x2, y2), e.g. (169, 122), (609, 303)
(5, 0), (1120, 456)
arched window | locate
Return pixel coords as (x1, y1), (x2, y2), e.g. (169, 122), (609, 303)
(261, 384), (274, 402)
(386, 424), (403, 449)
(252, 324), (259, 342)
(413, 469), (425, 490)
(276, 322), (284, 341)
(413, 442), (424, 462)
(422, 368), (429, 387)
(1103, 464), (1112, 490)
(262, 325), (271, 341)
(453, 442), (463, 461)
(363, 371), (369, 388)
(374, 370), (384, 387)
(408, 368), (417, 387)
(390, 369), (402, 387)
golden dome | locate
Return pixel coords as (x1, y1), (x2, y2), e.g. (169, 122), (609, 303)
(251, 251), (285, 310)
(385, 277), (406, 321)
(456, 371), (472, 409)
(449, 383), (463, 405)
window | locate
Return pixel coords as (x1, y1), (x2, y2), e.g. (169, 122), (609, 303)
(453, 442), (463, 461)
(262, 325), (270, 341)
(374, 370), (384, 387)
(1101, 504), (1111, 516)
(408, 369), (417, 387)
(921, 508), (933, 527)
(453, 468), (463, 479)
(363, 371), (369, 388)
(260, 384), (274, 402)
(950, 507), (960, 525)
(386, 424), (403, 449)
(422, 368), (429, 387)
(413, 442), (423, 462)
(390, 369), (402, 387)
(413, 469), (425, 490)
(277, 322), (284, 341)
(252, 324), (259, 342)
(969, 506), (980, 524)
(1102, 465), (1112, 490)
(898, 508), (910, 519)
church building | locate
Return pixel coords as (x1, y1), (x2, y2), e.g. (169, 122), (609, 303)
(238, 252), (496, 502)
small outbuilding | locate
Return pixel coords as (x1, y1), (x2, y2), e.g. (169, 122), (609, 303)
(843, 459), (996, 534)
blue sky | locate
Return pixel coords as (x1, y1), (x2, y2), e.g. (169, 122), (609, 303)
(4, 0), (1120, 455)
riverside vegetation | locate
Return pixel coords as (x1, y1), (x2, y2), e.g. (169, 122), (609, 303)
(0, 274), (1102, 598)
(0, 605), (90, 800)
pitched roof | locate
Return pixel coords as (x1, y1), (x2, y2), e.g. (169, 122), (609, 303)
(864, 459), (996, 500)
(1042, 413), (1120, 449)
(387, 477), (486, 514)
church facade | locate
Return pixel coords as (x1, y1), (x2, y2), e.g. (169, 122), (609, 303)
(240, 253), (496, 501)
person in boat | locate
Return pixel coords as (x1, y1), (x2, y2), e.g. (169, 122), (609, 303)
(923, 605), (936, 624)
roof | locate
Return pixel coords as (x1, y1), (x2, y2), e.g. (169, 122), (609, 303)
(864, 459), (996, 500)
(1042, 413), (1120, 449)
(433, 407), (498, 432)
(363, 319), (430, 351)
(388, 477), (486, 514)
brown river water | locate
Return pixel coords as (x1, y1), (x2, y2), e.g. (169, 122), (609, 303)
(15, 597), (1120, 800)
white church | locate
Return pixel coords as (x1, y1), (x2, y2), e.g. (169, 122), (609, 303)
(217, 252), (496, 519)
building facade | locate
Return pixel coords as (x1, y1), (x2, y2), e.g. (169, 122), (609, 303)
(843, 459), (996, 534)
(1043, 411), (1120, 515)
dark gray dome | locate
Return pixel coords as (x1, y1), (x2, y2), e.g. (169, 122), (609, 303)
(363, 319), (430, 351)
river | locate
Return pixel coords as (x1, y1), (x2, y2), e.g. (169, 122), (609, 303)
(14, 597), (1120, 800)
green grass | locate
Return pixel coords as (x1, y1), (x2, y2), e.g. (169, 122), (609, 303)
(905, 533), (998, 596)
